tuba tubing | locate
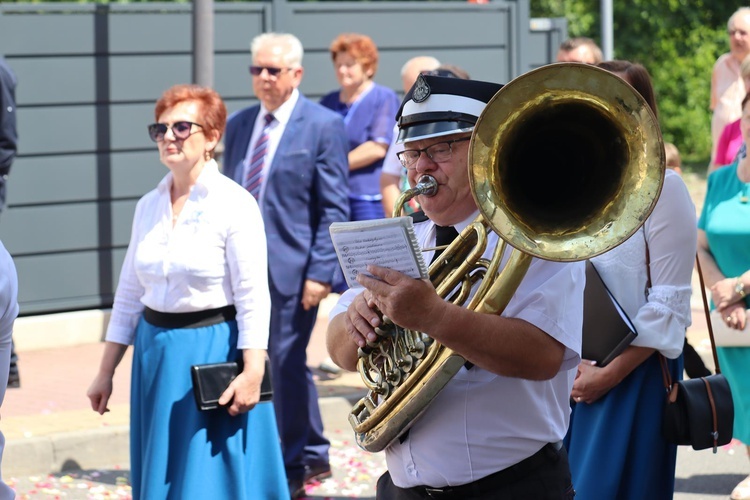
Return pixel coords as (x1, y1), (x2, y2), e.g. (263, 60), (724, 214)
(349, 63), (665, 452)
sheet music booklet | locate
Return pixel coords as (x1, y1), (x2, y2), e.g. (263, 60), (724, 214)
(582, 260), (638, 367)
(329, 216), (428, 289)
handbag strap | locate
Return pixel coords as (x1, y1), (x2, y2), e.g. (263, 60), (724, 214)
(644, 235), (722, 392)
(694, 255), (721, 374)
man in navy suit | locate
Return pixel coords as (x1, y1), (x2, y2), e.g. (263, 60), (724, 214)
(222, 32), (350, 499)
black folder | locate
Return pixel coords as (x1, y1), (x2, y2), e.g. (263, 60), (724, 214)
(582, 260), (638, 367)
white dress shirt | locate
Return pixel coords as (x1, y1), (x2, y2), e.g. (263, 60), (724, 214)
(242, 89), (300, 205)
(0, 239), (18, 500)
(330, 212), (585, 488)
(591, 169), (696, 358)
(106, 160), (271, 349)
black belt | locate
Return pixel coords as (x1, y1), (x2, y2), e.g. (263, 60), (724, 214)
(143, 305), (237, 329)
(411, 441), (563, 499)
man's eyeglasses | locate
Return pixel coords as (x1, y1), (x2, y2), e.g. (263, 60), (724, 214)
(249, 65), (293, 77)
(397, 137), (470, 168)
(729, 29), (749, 37)
(147, 121), (203, 142)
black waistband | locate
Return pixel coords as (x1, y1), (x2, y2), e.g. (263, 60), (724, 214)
(143, 305), (237, 329)
(412, 441), (563, 499)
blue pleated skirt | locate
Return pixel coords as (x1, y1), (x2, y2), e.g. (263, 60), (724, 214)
(563, 354), (682, 500)
(130, 315), (290, 500)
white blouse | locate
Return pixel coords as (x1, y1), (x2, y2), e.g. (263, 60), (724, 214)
(105, 160), (271, 350)
(591, 169), (696, 358)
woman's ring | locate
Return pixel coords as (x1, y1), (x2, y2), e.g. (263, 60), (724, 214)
(575, 397), (582, 402)
(727, 316), (732, 322)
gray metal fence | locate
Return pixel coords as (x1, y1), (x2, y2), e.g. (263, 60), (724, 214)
(0, 1), (564, 315)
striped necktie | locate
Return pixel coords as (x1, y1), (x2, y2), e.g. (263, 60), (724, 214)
(244, 113), (275, 199)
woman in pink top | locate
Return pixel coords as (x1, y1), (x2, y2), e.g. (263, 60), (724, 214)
(713, 56), (750, 170)
(711, 8), (750, 169)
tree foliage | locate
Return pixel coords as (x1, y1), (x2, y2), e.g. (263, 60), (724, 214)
(531, 0), (739, 165)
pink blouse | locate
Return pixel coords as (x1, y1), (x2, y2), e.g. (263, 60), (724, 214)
(711, 53), (745, 159)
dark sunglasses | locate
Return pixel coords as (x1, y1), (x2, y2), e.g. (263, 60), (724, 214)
(249, 65), (292, 77)
(147, 121), (203, 142)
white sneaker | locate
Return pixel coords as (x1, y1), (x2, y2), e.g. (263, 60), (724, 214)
(731, 474), (750, 500)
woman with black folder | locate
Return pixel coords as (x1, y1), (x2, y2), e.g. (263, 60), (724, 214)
(563, 61), (697, 500)
(86, 84), (288, 499)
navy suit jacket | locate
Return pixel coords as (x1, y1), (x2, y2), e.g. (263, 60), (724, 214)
(223, 95), (350, 297)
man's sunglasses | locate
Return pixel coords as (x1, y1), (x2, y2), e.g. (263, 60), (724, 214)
(147, 121), (203, 142)
(249, 65), (292, 77)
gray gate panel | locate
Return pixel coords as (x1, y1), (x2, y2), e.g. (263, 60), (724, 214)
(0, 199), (136, 255)
(7, 155), (98, 205)
(111, 152), (165, 199)
(0, 1), (556, 316)
(214, 53), (253, 100)
(14, 248), (126, 315)
(110, 199), (139, 247)
(287, 4), (510, 51)
(111, 102), (160, 151)
(215, 7), (268, 51)
(223, 98), (260, 119)
(12, 57), (96, 105)
(109, 10), (190, 54)
(110, 54), (192, 102)
(17, 106), (97, 155)
(0, 7), (97, 56)
(7, 152), (163, 206)
(1, 203), (100, 254)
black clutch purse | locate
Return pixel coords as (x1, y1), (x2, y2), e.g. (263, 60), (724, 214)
(190, 358), (273, 411)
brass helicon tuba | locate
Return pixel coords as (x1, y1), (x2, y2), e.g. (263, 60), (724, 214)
(348, 63), (666, 453)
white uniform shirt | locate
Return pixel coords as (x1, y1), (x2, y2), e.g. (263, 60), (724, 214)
(242, 89), (300, 206)
(0, 240), (18, 500)
(330, 211), (585, 488)
(105, 160), (271, 349)
(591, 169), (695, 358)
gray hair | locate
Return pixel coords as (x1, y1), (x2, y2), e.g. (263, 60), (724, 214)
(251, 33), (304, 68)
(400, 56), (441, 77)
(728, 8), (750, 31)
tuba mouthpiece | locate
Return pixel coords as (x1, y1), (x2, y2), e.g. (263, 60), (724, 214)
(415, 175), (438, 197)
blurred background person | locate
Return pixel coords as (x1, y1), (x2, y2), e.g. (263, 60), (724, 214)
(0, 239), (17, 498)
(379, 55), (440, 217)
(0, 57), (18, 390)
(665, 142), (713, 379)
(697, 89), (750, 500)
(712, 57), (750, 171)
(320, 33), (400, 222)
(710, 8), (750, 171)
(565, 61), (696, 500)
(222, 33), (350, 498)
(556, 37), (603, 64)
(664, 142), (683, 175)
(380, 64), (470, 217)
(87, 84), (288, 499)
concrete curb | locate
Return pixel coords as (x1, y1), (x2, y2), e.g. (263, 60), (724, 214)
(4, 396), (357, 478)
(5, 426), (129, 478)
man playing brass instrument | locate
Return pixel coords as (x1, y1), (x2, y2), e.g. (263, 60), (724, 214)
(326, 75), (585, 499)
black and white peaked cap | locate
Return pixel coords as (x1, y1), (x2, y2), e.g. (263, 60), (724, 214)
(396, 74), (504, 144)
